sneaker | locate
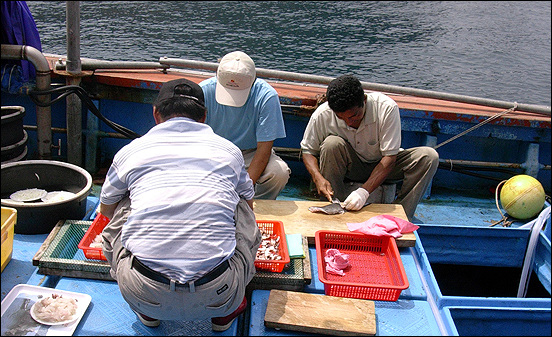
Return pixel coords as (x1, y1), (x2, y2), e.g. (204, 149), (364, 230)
(211, 296), (247, 332)
(132, 310), (161, 327)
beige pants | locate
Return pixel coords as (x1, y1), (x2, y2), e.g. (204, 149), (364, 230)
(101, 197), (261, 321)
(242, 149), (291, 200)
(319, 135), (439, 220)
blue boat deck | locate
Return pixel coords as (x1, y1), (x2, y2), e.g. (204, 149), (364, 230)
(2, 183), (551, 336)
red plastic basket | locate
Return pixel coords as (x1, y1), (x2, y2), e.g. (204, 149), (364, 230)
(255, 220), (290, 273)
(78, 213), (110, 261)
(315, 230), (409, 301)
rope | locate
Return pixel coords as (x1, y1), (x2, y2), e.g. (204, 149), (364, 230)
(491, 179), (514, 227)
(434, 103), (518, 150)
(495, 180), (507, 219)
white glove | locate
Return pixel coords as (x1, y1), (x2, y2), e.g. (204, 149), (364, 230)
(343, 188), (370, 211)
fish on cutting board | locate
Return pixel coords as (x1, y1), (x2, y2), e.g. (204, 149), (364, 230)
(308, 198), (345, 215)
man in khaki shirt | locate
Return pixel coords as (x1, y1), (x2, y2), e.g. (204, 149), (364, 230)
(300, 75), (439, 220)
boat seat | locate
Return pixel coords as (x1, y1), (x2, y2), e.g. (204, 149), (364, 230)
(381, 179), (402, 204)
(344, 179), (401, 204)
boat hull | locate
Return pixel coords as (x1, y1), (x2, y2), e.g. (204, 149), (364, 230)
(1, 57), (550, 193)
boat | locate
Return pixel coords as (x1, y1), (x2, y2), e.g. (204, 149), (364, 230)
(1, 3), (550, 336)
(2, 52), (550, 192)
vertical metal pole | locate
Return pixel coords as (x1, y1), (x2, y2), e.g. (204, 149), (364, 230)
(523, 143), (541, 178)
(36, 67), (53, 160)
(66, 1), (82, 165)
(424, 135), (438, 199)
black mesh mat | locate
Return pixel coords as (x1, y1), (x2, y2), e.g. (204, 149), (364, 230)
(248, 258), (306, 291)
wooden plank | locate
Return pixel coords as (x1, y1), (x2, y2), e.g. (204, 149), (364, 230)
(37, 267), (114, 281)
(253, 200), (415, 247)
(302, 236), (311, 284)
(264, 289), (376, 336)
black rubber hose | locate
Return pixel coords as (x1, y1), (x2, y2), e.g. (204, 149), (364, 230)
(28, 84), (141, 139)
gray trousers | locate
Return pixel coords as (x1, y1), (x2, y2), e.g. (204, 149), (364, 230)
(101, 197), (261, 321)
(319, 135), (439, 220)
(242, 149), (291, 200)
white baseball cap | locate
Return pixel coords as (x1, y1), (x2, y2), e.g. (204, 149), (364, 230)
(215, 51), (256, 107)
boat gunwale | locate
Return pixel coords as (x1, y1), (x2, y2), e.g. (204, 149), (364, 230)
(43, 56), (551, 126)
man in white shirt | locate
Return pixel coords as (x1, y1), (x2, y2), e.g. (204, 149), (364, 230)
(300, 75), (439, 220)
(99, 78), (261, 331)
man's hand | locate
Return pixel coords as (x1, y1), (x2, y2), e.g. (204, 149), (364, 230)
(314, 176), (334, 202)
(248, 141), (273, 185)
(302, 152), (333, 202)
(343, 187), (370, 211)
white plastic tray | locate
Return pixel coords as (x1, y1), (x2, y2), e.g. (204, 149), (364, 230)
(1, 284), (91, 336)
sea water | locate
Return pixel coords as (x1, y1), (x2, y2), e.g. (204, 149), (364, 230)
(27, 1), (551, 106)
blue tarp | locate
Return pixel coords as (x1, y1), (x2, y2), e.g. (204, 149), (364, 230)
(1, 1), (42, 93)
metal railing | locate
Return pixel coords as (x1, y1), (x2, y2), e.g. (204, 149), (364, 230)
(158, 57), (551, 116)
(53, 55), (550, 116)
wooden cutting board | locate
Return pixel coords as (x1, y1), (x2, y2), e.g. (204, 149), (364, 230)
(253, 200), (415, 247)
(264, 289), (376, 336)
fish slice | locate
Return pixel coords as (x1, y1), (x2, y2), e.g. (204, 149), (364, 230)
(308, 198), (345, 215)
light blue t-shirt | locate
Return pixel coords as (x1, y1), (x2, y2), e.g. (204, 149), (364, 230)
(200, 77), (286, 150)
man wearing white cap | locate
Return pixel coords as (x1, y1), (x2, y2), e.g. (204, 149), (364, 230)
(200, 51), (290, 200)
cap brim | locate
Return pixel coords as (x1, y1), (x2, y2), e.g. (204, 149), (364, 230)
(215, 81), (250, 107)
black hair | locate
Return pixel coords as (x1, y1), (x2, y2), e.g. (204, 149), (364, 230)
(155, 83), (206, 122)
(326, 75), (365, 113)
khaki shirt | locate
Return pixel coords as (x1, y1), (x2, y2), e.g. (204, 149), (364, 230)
(300, 92), (401, 163)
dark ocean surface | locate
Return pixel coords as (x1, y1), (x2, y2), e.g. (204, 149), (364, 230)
(27, 1), (551, 106)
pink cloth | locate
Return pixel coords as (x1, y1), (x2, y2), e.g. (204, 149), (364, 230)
(324, 248), (350, 276)
(346, 215), (419, 238)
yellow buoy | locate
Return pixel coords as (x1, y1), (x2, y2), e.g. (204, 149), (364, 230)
(500, 175), (545, 219)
